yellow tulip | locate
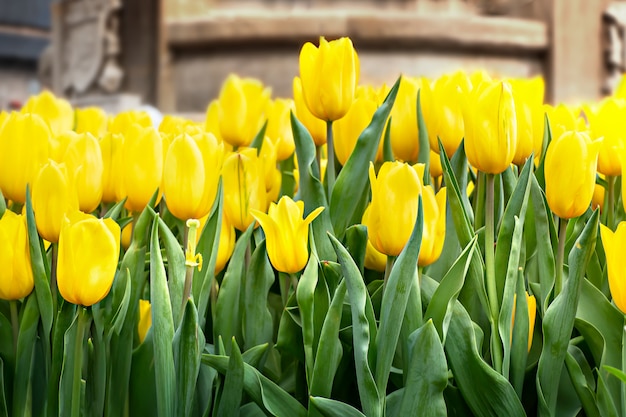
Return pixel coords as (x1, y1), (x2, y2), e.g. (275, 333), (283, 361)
(293, 77), (327, 146)
(511, 291), (537, 352)
(107, 111), (153, 135)
(64, 132), (104, 213)
(545, 104), (587, 144)
(588, 98), (626, 176)
(418, 186), (447, 267)
(362, 205), (387, 272)
(592, 178), (605, 212)
(390, 76), (421, 163)
(266, 98), (296, 161)
(600, 223), (626, 314)
(333, 96), (379, 165)
(218, 74), (271, 148)
(99, 133), (125, 203)
(509, 77), (545, 165)
(32, 161), (79, 243)
(214, 215), (236, 275)
(158, 115), (193, 136)
(545, 131), (601, 219)
(120, 125), (163, 213)
(421, 72), (469, 157)
(138, 299), (152, 343)
(430, 150), (443, 179)
(75, 107), (108, 137)
(260, 137), (279, 193)
(364, 161), (422, 256)
(121, 220), (133, 250)
(463, 80), (517, 174)
(0, 113), (51, 204)
(163, 132), (223, 221)
(21, 90), (74, 136)
(251, 196), (324, 273)
(0, 211), (34, 300)
(222, 148), (266, 231)
(57, 211), (120, 306)
(299, 36), (359, 122)
(50, 131), (78, 163)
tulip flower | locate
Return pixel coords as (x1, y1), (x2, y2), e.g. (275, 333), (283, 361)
(21, 90), (74, 136)
(213, 215), (237, 275)
(0, 112), (51, 204)
(64, 132), (104, 213)
(251, 196), (324, 273)
(163, 132), (223, 221)
(544, 131), (601, 219)
(364, 161), (422, 256)
(57, 211), (121, 306)
(362, 205), (387, 272)
(32, 161), (79, 243)
(293, 77), (327, 146)
(266, 98), (296, 161)
(544, 104), (586, 144)
(222, 148), (266, 231)
(120, 125), (163, 213)
(108, 110), (153, 135)
(138, 299), (152, 343)
(418, 186), (447, 267)
(509, 77), (545, 165)
(333, 96), (379, 165)
(99, 133), (125, 203)
(463, 80), (517, 174)
(75, 107), (108, 137)
(390, 76), (421, 163)
(587, 98), (626, 176)
(430, 150), (443, 179)
(511, 291), (537, 352)
(0, 210), (34, 300)
(218, 74), (271, 148)
(50, 131), (78, 163)
(592, 178), (605, 212)
(299, 36), (359, 122)
(600, 223), (626, 314)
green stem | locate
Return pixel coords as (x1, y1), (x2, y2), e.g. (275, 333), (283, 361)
(608, 175), (615, 230)
(384, 256), (395, 287)
(182, 219), (201, 311)
(280, 273), (291, 307)
(10, 300), (18, 356)
(51, 243), (58, 310)
(485, 173), (502, 373)
(554, 217), (568, 297)
(326, 120), (336, 198)
(71, 307), (90, 417)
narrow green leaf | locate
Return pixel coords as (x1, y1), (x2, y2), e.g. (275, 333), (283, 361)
(250, 120), (268, 153)
(604, 366), (626, 384)
(297, 252), (319, 383)
(86, 320), (107, 417)
(243, 240), (274, 350)
(241, 344), (269, 369)
(0, 358), (7, 417)
(158, 216), (186, 326)
(279, 155), (296, 199)
(416, 89), (430, 179)
(565, 345), (601, 417)
(534, 113), (552, 189)
(128, 331), (157, 417)
(598, 372), (620, 417)
(343, 224), (368, 275)
(12, 295), (39, 417)
(310, 396), (366, 417)
(216, 338), (244, 417)
(103, 197), (127, 220)
(509, 270), (529, 397)
(382, 116), (394, 162)
(450, 140), (474, 226)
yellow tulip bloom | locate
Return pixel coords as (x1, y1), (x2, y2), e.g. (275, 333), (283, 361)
(0, 211), (34, 300)
(463, 80), (517, 174)
(64, 132), (104, 213)
(418, 186), (447, 267)
(600, 223), (626, 314)
(251, 196), (324, 273)
(544, 131), (601, 219)
(362, 205), (387, 272)
(138, 299), (152, 343)
(99, 133), (125, 203)
(588, 98), (626, 176)
(0, 112), (51, 204)
(57, 211), (121, 306)
(293, 76), (327, 146)
(364, 161), (422, 256)
(107, 110), (153, 135)
(333, 96), (379, 166)
(21, 90), (74, 136)
(163, 132), (223, 221)
(545, 104), (586, 145)
(214, 215), (236, 275)
(299, 36), (359, 122)
(509, 77), (545, 165)
(390, 76), (421, 163)
(75, 107), (108, 137)
(266, 98), (296, 161)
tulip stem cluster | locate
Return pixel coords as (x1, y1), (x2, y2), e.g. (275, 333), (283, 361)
(485, 173), (502, 373)
(555, 218), (568, 297)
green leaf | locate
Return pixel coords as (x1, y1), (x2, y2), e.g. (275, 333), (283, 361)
(0, 358), (7, 417)
(103, 197), (127, 220)
(399, 320), (447, 416)
(329, 77), (400, 236)
(343, 224), (368, 276)
(158, 216), (186, 326)
(107, 268), (132, 337)
(536, 210), (599, 416)
(534, 113), (552, 189)
(12, 296), (39, 417)
(149, 214), (176, 417)
(328, 234), (381, 417)
(382, 116), (394, 162)
(59, 308), (91, 417)
(128, 331), (157, 417)
(375, 196), (423, 394)
(86, 318), (107, 417)
(250, 120), (268, 153)
(310, 396), (366, 417)
(416, 89), (430, 179)
(297, 251), (319, 383)
(241, 344), (269, 369)
(279, 155), (296, 199)
(565, 345), (601, 417)
(243, 240), (274, 350)
(216, 338), (244, 417)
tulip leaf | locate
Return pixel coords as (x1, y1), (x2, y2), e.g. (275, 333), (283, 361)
(279, 155), (296, 199)
(534, 113), (552, 189)
(214, 223), (253, 354)
(509, 270), (529, 398)
(107, 268), (131, 337)
(297, 250), (320, 383)
(202, 354), (308, 417)
(243, 240), (274, 351)
(343, 224), (368, 275)
(103, 197), (127, 220)
(291, 111), (335, 262)
(416, 89), (430, 180)
(157, 216), (185, 326)
(399, 320), (448, 417)
(0, 358), (7, 417)
(13, 295), (39, 417)
(275, 291), (304, 363)
(0, 189), (5, 218)
(375, 196), (423, 395)
(250, 120), (268, 154)
(128, 331), (157, 416)
(329, 233), (381, 417)
(86, 317), (107, 417)
(309, 396), (367, 417)
(565, 345), (602, 417)
(216, 338), (244, 417)
(536, 210), (599, 417)
(598, 372), (620, 417)
(241, 343), (269, 369)
(149, 214), (176, 417)
(329, 77), (400, 237)
(450, 141), (474, 226)
(382, 116), (394, 162)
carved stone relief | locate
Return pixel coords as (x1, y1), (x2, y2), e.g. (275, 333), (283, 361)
(603, 2), (626, 94)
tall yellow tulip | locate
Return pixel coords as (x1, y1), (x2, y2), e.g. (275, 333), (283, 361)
(544, 131), (601, 219)
(390, 76), (421, 163)
(21, 90), (74, 136)
(0, 211), (34, 300)
(463, 80), (517, 174)
(64, 132), (104, 213)
(214, 215), (237, 275)
(363, 161), (422, 256)
(600, 223), (626, 314)
(0, 112), (50, 203)
(251, 196), (324, 273)
(57, 211), (120, 306)
(299, 36), (359, 122)
(544, 104), (586, 144)
(509, 77), (545, 165)
(107, 110), (153, 135)
(332, 96), (378, 165)
(163, 132), (223, 221)
(293, 77), (327, 146)
(99, 133), (125, 203)
(418, 186), (447, 267)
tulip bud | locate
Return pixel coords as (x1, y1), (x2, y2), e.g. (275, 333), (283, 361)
(212, 215), (236, 275)
(251, 196), (324, 273)
(108, 110), (153, 135)
(100, 133), (125, 203)
(57, 211), (121, 306)
(0, 210), (34, 300)
(266, 98), (296, 161)
(588, 98), (626, 176)
(364, 161), (422, 256)
(511, 291), (537, 352)
(509, 77), (545, 165)
(418, 186), (447, 267)
(299, 36), (359, 122)
(293, 77), (327, 146)
(600, 223), (626, 314)
(64, 132), (104, 213)
(545, 131), (601, 219)
(21, 90), (74, 136)
(390, 76), (421, 163)
(223, 148), (266, 231)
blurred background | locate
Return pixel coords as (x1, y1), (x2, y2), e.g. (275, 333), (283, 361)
(0, 0), (624, 115)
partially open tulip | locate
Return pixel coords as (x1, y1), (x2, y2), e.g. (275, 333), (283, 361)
(75, 107), (108, 137)
(364, 161), (422, 256)
(333, 96), (378, 165)
(293, 77), (327, 146)
(418, 186), (447, 267)
(32, 161), (79, 243)
(64, 132), (104, 213)
(600, 223), (626, 314)
(0, 112), (51, 204)
(100, 133), (125, 203)
(21, 90), (74, 136)
(138, 299), (152, 343)
(362, 205), (387, 272)
(218, 74), (271, 148)
(299, 36), (359, 122)
(509, 77), (545, 165)
(57, 211), (121, 306)
(545, 131), (601, 219)
(251, 196), (324, 273)
(0, 210), (34, 300)
(463, 80), (517, 174)
(163, 132), (223, 221)
(587, 98), (626, 176)
(266, 98), (296, 161)
(390, 76), (421, 163)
